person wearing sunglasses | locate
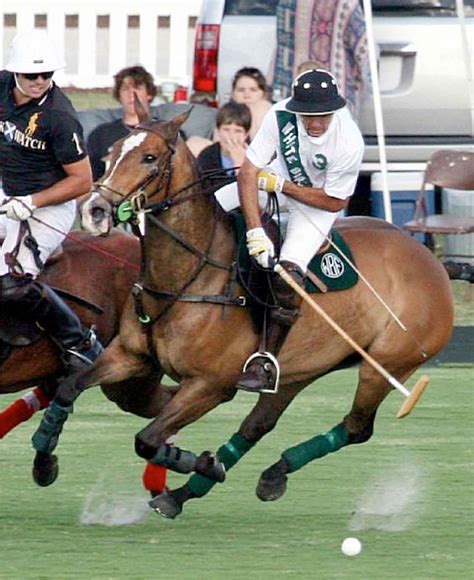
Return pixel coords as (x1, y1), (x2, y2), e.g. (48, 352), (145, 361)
(0, 29), (103, 390)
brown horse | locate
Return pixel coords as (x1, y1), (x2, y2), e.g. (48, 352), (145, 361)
(31, 110), (453, 518)
(0, 230), (137, 393)
(0, 230), (176, 439)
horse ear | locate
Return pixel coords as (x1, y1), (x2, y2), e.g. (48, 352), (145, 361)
(134, 93), (151, 124)
(161, 107), (194, 141)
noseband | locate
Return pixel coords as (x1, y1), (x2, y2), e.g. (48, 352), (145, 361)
(94, 124), (176, 225)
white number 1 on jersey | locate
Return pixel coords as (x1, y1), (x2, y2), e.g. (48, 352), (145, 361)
(72, 132), (83, 155)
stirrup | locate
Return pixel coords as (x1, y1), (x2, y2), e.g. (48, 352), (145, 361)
(64, 327), (103, 367)
(239, 351), (281, 395)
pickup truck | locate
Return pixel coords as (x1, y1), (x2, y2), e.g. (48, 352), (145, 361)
(192, 0), (474, 170)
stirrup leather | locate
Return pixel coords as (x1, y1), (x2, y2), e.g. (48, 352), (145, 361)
(241, 351), (281, 394)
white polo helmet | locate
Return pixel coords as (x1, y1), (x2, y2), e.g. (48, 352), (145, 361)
(6, 29), (65, 73)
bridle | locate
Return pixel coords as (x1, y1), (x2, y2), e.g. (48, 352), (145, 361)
(94, 124), (176, 225)
(89, 121), (247, 360)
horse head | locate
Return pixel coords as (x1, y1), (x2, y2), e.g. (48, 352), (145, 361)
(82, 109), (193, 236)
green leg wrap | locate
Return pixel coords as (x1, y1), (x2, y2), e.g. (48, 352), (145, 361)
(149, 443), (197, 474)
(187, 433), (254, 498)
(32, 400), (73, 454)
(282, 424), (349, 473)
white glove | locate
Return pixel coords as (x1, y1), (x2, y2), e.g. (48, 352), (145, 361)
(257, 169), (285, 194)
(246, 227), (275, 268)
(0, 195), (36, 221)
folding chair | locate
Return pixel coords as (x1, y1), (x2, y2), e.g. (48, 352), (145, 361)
(403, 150), (474, 282)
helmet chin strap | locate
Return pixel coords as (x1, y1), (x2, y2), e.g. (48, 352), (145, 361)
(13, 73), (52, 97)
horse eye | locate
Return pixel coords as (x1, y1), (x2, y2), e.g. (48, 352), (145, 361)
(143, 154), (157, 164)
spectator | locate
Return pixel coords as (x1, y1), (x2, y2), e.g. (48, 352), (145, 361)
(231, 67), (273, 140)
(197, 101), (251, 190)
(87, 65), (157, 180)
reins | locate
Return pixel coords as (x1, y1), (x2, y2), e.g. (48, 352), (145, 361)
(104, 130), (247, 341)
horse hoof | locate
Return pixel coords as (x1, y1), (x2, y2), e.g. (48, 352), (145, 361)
(256, 459), (290, 502)
(149, 491), (182, 519)
(194, 451), (226, 483)
(32, 452), (58, 487)
(256, 472), (288, 502)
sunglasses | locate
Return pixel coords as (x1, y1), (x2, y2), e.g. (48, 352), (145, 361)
(22, 71), (54, 81)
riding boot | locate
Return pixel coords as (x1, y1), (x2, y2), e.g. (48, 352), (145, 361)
(0, 274), (103, 373)
(237, 261), (304, 394)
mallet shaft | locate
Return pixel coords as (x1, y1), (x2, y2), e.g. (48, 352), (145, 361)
(275, 264), (410, 397)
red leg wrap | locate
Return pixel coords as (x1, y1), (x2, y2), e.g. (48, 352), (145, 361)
(0, 387), (51, 439)
(0, 399), (34, 439)
(32, 386), (51, 409)
(142, 462), (168, 493)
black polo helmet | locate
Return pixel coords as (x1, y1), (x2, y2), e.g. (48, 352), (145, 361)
(285, 69), (346, 115)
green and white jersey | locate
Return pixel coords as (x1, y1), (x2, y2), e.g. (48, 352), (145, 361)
(246, 98), (364, 200)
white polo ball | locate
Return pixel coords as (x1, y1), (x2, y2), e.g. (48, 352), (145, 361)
(341, 537), (362, 556)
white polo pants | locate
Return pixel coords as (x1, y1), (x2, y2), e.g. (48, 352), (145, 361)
(0, 188), (76, 277)
(215, 182), (339, 272)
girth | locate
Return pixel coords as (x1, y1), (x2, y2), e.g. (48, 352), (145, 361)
(140, 286), (246, 307)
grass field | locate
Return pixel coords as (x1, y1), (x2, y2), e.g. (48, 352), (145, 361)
(1, 367), (473, 579)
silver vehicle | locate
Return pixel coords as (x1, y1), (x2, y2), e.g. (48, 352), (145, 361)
(192, 0), (474, 168)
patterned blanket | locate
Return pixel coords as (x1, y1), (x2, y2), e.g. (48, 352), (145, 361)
(270, 0), (370, 119)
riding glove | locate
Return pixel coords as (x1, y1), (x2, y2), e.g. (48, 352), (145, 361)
(257, 169), (285, 194)
(246, 227), (275, 268)
(0, 195), (36, 221)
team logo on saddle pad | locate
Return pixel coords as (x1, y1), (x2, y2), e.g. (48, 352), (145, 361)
(312, 153), (328, 170)
(320, 253), (345, 278)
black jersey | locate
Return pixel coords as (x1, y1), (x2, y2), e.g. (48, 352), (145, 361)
(0, 70), (88, 197)
(87, 118), (132, 181)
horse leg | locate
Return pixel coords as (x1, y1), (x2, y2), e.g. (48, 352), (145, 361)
(134, 377), (237, 499)
(102, 374), (179, 496)
(0, 385), (53, 439)
(101, 372), (178, 419)
(257, 363), (410, 502)
(150, 385), (303, 519)
(32, 337), (152, 486)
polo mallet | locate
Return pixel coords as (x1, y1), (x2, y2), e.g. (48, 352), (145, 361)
(275, 264), (430, 418)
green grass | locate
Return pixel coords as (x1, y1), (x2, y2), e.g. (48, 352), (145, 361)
(1, 368), (473, 579)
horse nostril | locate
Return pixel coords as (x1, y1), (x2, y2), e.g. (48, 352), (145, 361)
(91, 206), (106, 223)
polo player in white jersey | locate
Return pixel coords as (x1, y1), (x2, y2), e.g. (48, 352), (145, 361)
(214, 69), (364, 394)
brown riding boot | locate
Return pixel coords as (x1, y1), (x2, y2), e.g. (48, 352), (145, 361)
(237, 261), (304, 394)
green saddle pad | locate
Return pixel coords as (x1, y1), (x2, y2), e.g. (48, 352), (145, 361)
(306, 230), (358, 292)
(232, 212), (358, 293)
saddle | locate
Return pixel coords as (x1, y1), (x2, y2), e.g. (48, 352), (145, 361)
(0, 244), (102, 350)
(230, 211), (359, 332)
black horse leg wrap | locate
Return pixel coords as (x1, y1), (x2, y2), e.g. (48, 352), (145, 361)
(150, 443), (196, 474)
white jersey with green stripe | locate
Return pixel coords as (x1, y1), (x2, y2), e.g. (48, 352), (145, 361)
(246, 98), (364, 201)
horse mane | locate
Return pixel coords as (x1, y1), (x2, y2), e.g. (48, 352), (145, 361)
(171, 126), (235, 223)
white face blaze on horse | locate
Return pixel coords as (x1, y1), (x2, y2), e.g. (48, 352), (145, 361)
(82, 131), (151, 236)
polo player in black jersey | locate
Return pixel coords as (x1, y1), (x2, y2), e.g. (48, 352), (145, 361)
(0, 29), (103, 378)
